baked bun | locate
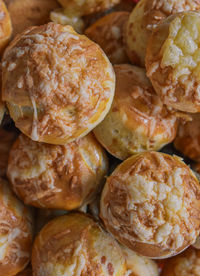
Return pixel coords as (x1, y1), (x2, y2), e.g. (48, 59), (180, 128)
(0, 0), (12, 56)
(16, 267), (32, 276)
(122, 246), (159, 276)
(125, 0), (200, 67)
(100, 151), (200, 258)
(146, 11), (200, 113)
(0, 178), (33, 276)
(174, 114), (200, 162)
(0, 127), (17, 176)
(7, 133), (108, 209)
(4, 0), (60, 37)
(160, 247), (200, 276)
(94, 64), (177, 160)
(2, 22), (115, 144)
(85, 12), (129, 64)
(32, 212), (126, 276)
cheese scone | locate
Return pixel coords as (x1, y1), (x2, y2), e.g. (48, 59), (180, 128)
(2, 23), (115, 144)
(125, 0), (200, 67)
(7, 133), (108, 209)
(94, 64), (178, 160)
(32, 213), (126, 276)
(174, 114), (200, 162)
(0, 0), (12, 56)
(85, 12), (129, 64)
(146, 11), (200, 113)
(161, 247), (200, 276)
(0, 178), (33, 276)
(4, 0), (60, 37)
(100, 151), (200, 259)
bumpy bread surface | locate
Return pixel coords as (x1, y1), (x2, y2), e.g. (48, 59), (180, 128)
(100, 151), (200, 258)
(0, 0), (12, 56)
(94, 64), (177, 160)
(2, 22), (115, 144)
(4, 0), (60, 37)
(32, 212), (126, 276)
(161, 247), (200, 276)
(57, 0), (120, 16)
(125, 0), (200, 67)
(122, 246), (159, 276)
(85, 12), (129, 64)
(0, 178), (33, 276)
(174, 114), (200, 162)
(7, 133), (108, 209)
(146, 11), (200, 113)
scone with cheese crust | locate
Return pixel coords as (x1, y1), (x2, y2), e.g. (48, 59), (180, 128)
(125, 0), (200, 67)
(94, 64), (178, 160)
(2, 22), (115, 144)
(161, 247), (200, 276)
(7, 133), (108, 209)
(100, 151), (200, 259)
(146, 11), (200, 113)
(0, 178), (33, 276)
(32, 213), (126, 276)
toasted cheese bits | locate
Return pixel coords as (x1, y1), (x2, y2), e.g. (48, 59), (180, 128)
(0, 178), (33, 276)
(7, 133), (108, 209)
(146, 11), (200, 113)
(32, 213), (126, 276)
(2, 22), (115, 144)
(100, 151), (200, 258)
(125, 0), (200, 67)
(94, 64), (177, 160)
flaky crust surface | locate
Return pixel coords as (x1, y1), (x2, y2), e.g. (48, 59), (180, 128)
(2, 23), (115, 144)
(100, 151), (200, 258)
(32, 213), (126, 276)
(146, 11), (200, 113)
(7, 133), (108, 209)
(94, 64), (177, 160)
(0, 178), (33, 276)
(125, 0), (200, 67)
(85, 12), (129, 64)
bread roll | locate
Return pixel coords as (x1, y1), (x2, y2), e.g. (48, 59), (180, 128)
(94, 64), (177, 160)
(2, 22), (115, 144)
(100, 151), (200, 258)
(146, 11), (200, 113)
(32, 212), (126, 275)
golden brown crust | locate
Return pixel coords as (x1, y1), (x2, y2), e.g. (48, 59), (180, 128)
(2, 23), (115, 144)
(0, 0), (12, 56)
(7, 133), (108, 209)
(146, 11), (200, 113)
(94, 64), (178, 160)
(4, 0), (60, 37)
(125, 0), (200, 67)
(100, 151), (200, 258)
(161, 247), (200, 276)
(0, 178), (33, 276)
(85, 12), (129, 64)
(32, 212), (126, 276)
(174, 114), (200, 162)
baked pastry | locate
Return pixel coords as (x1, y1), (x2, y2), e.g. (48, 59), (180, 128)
(160, 247), (200, 276)
(16, 267), (32, 276)
(125, 0), (200, 67)
(2, 23), (115, 144)
(100, 151), (200, 258)
(146, 11), (200, 113)
(32, 212), (126, 275)
(7, 133), (108, 209)
(0, 178), (33, 276)
(0, 127), (17, 176)
(94, 64), (178, 160)
(174, 114), (200, 162)
(85, 12), (130, 64)
(0, 0), (12, 56)
(122, 246), (159, 276)
(4, 0), (60, 37)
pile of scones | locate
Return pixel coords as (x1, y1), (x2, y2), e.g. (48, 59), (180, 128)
(2, 0), (200, 275)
